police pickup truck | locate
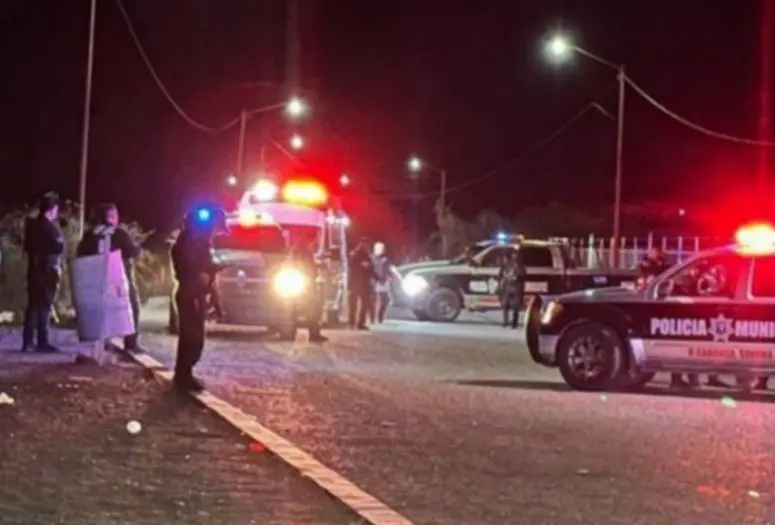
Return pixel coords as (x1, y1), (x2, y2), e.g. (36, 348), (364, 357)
(527, 224), (775, 392)
(400, 237), (637, 322)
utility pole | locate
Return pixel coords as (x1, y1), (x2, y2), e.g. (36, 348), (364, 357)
(758, 0), (773, 194)
(77, 0), (97, 237)
(440, 169), (448, 258)
(236, 110), (247, 176)
(612, 64), (626, 267)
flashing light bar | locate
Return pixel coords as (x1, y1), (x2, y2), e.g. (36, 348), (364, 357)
(282, 180), (328, 206)
(250, 179), (279, 202)
(735, 223), (775, 254)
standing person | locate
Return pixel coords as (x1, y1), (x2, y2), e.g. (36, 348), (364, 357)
(348, 236), (376, 330)
(290, 235), (328, 342)
(370, 242), (392, 324)
(169, 207), (224, 392)
(77, 203), (143, 352)
(498, 250), (526, 328)
(21, 192), (64, 353)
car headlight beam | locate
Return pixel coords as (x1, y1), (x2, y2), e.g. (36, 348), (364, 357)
(401, 274), (428, 297)
(273, 267), (306, 298)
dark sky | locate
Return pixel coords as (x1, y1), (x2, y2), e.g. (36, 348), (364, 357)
(0, 0), (766, 236)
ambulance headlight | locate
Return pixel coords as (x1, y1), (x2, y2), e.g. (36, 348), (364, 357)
(402, 274), (428, 297)
(273, 267), (306, 298)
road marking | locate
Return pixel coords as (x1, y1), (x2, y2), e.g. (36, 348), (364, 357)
(130, 352), (415, 525)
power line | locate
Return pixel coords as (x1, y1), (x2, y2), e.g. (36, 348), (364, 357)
(115, 0), (242, 132)
(625, 75), (775, 147)
(379, 89), (616, 200)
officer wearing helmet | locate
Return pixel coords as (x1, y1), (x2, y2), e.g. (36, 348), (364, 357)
(169, 206), (226, 391)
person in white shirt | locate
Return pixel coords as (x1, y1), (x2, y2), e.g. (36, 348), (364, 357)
(369, 242), (393, 324)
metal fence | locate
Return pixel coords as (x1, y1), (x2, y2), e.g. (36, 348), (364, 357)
(564, 235), (729, 270)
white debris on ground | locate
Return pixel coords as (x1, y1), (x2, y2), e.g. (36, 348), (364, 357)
(0, 392), (15, 405)
(125, 420), (142, 434)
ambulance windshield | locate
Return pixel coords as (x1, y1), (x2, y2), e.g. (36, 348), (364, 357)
(213, 224), (287, 253)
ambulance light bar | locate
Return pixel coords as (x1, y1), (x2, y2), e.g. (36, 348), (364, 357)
(735, 223), (775, 254)
(282, 180), (328, 206)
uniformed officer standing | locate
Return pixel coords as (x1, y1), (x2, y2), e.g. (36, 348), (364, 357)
(348, 236), (377, 330)
(169, 208), (224, 391)
(290, 235), (328, 342)
(77, 203), (143, 352)
(21, 192), (65, 353)
(498, 250), (526, 328)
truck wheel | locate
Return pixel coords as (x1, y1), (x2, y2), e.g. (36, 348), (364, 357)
(557, 322), (623, 391)
(614, 370), (656, 391)
(425, 287), (462, 323)
(167, 294), (178, 335)
(525, 296), (556, 366)
(412, 309), (430, 321)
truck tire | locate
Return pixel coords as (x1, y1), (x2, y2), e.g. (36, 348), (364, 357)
(424, 287), (462, 323)
(556, 322), (624, 391)
(614, 370), (656, 391)
(412, 309), (430, 321)
(525, 296), (556, 366)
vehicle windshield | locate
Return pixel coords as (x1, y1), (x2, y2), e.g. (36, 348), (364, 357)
(451, 243), (491, 263)
(212, 224), (287, 253)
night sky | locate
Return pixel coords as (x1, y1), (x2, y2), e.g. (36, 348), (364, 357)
(0, 1), (767, 239)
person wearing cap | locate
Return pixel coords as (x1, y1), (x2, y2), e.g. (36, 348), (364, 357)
(169, 207), (225, 391)
(77, 203), (143, 352)
(347, 236), (377, 330)
(21, 192), (65, 352)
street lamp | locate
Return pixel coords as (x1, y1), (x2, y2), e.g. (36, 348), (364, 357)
(546, 34), (626, 265)
(406, 155), (449, 257)
(290, 134), (304, 150)
(226, 175), (238, 186)
(339, 174), (351, 187)
(285, 96), (307, 118)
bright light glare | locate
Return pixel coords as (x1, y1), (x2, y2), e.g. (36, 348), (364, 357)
(735, 223), (775, 254)
(227, 175), (238, 186)
(286, 97), (307, 117)
(282, 180), (328, 206)
(250, 179), (278, 201)
(402, 274), (428, 296)
(290, 134), (304, 149)
(496, 232), (508, 241)
(547, 36), (571, 57)
(408, 156), (423, 172)
(196, 208), (211, 222)
(273, 267), (306, 298)
(340, 174), (351, 186)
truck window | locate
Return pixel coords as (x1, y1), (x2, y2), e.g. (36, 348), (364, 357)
(213, 225), (287, 253)
(751, 256), (775, 297)
(519, 246), (553, 267)
(481, 247), (509, 267)
(665, 253), (745, 298)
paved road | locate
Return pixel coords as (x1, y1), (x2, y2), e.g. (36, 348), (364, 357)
(139, 299), (775, 525)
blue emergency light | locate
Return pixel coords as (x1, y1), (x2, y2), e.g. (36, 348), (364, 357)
(496, 232), (508, 242)
(196, 208), (212, 222)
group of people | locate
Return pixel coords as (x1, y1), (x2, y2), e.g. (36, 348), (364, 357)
(21, 192), (143, 355)
(345, 237), (393, 330)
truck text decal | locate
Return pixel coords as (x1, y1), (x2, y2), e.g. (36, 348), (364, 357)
(650, 315), (775, 342)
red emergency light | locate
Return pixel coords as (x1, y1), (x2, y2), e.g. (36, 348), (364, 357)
(735, 223), (775, 254)
(282, 180), (328, 206)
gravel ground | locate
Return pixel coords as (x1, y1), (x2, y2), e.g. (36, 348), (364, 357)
(0, 358), (361, 525)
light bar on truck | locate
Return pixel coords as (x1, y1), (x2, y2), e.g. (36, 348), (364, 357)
(282, 180), (328, 206)
(249, 179), (279, 202)
(735, 223), (775, 254)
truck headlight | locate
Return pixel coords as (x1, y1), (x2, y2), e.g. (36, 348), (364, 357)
(402, 274), (428, 296)
(273, 267), (306, 298)
(541, 300), (562, 325)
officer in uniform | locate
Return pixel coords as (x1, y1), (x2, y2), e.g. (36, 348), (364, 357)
(498, 249), (526, 328)
(169, 207), (225, 391)
(21, 192), (65, 352)
(77, 203), (143, 352)
(348, 236), (377, 330)
(290, 235), (328, 342)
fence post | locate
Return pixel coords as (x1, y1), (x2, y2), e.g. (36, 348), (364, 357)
(677, 236), (684, 263)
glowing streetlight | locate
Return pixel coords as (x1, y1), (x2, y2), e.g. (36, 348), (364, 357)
(339, 174), (351, 186)
(547, 36), (571, 58)
(407, 156), (423, 172)
(290, 134), (304, 150)
(285, 97), (307, 118)
(226, 175), (238, 186)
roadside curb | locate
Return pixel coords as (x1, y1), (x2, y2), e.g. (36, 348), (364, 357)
(129, 352), (416, 525)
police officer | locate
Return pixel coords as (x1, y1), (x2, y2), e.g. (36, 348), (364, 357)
(290, 235), (328, 342)
(348, 236), (377, 330)
(21, 192), (65, 353)
(169, 207), (225, 391)
(498, 249), (525, 328)
(77, 203), (143, 352)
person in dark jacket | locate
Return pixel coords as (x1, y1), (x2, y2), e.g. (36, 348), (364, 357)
(170, 207), (225, 391)
(21, 192), (65, 352)
(77, 203), (143, 352)
(498, 249), (526, 328)
(290, 235), (328, 342)
(348, 236), (377, 330)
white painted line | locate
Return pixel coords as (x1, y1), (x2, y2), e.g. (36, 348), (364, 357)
(130, 352), (415, 525)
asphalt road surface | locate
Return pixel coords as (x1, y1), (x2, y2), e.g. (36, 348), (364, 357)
(140, 299), (775, 525)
